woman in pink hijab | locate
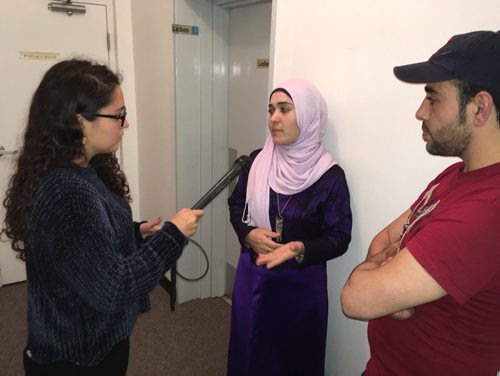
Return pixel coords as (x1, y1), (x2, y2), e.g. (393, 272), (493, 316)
(227, 78), (352, 375)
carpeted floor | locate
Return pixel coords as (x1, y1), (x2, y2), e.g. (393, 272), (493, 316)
(0, 282), (231, 376)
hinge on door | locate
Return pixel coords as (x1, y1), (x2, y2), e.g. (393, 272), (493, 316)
(107, 33), (111, 52)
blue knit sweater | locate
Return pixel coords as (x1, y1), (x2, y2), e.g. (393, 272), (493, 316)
(26, 165), (186, 366)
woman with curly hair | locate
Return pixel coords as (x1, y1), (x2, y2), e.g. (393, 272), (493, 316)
(1, 59), (203, 375)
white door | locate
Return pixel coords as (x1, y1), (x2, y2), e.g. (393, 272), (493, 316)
(0, 0), (116, 285)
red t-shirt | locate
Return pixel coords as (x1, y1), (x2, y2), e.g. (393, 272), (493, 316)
(366, 162), (500, 375)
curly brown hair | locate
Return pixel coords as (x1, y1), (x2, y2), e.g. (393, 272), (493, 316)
(1, 59), (131, 261)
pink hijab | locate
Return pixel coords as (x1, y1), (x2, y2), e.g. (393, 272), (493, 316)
(243, 78), (336, 229)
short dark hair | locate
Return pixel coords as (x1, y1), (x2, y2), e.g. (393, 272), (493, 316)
(453, 80), (500, 125)
(270, 88), (293, 101)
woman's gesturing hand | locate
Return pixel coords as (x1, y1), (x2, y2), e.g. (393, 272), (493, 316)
(256, 241), (305, 269)
(245, 227), (281, 255)
(140, 216), (163, 238)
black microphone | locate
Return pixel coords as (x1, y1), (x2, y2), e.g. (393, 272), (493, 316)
(191, 155), (251, 209)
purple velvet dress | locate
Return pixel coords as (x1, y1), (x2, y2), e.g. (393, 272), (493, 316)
(227, 150), (352, 376)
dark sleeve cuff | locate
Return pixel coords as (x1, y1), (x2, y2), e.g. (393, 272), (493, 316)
(299, 237), (349, 265)
(134, 221), (147, 244)
(239, 225), (257, 247)
(163, 221), (189, 248)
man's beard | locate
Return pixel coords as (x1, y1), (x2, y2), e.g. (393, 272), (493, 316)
(424, 116), (472, 157)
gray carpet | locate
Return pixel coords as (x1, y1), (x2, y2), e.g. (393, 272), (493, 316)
(0, 282), (231, 376)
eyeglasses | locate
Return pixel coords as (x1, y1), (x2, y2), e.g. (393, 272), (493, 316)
(91, 108), (127, 128)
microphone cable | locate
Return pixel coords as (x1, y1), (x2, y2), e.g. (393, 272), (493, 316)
(175, 238), (209, 281)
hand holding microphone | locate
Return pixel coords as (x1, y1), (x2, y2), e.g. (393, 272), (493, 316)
(170, 208), (204, 238)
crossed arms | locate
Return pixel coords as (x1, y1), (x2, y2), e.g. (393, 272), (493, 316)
(341, 209), (447, 320)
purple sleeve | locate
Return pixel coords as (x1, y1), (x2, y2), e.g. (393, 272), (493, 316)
(228, 150), (259, 247)
(299, 165), (352, 265)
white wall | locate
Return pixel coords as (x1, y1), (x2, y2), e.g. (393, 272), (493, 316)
(114, 0), (177, 221)
(129, 1), (177, 220)
(270, 1), (500, 374)
(113, 0), (140, 216)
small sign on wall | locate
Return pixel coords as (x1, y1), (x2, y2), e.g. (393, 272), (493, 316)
(172, 24), (199, 35)
(19, 51), (60, 60)
(256, 59), (269, 69)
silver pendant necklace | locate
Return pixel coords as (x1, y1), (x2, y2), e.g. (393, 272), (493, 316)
(275, 193), (292, 243)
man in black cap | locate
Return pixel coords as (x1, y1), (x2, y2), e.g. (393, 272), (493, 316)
(341, 31), (500, 375)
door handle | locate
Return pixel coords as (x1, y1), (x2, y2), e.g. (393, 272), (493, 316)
(0, 145), (18, 157)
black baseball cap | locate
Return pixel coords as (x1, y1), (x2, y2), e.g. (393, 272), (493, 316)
(394, 31), (500, 90)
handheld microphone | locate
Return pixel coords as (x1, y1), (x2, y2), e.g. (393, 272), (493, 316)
(191, 155), (251, 209)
